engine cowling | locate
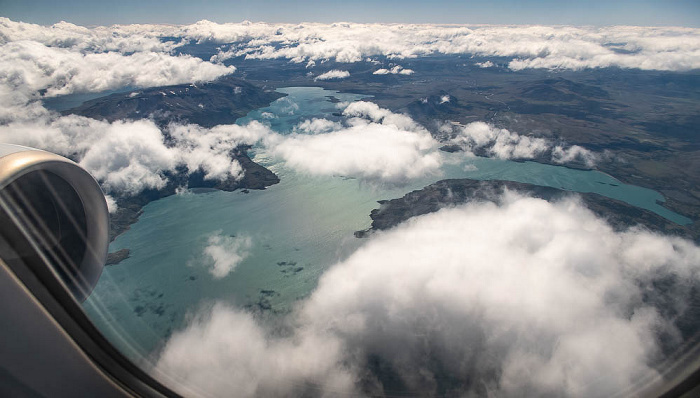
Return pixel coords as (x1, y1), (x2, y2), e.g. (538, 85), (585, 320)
(0, 144), (109, 302)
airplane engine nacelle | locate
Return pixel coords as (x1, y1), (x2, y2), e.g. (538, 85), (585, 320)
(0, 144), (109, 302)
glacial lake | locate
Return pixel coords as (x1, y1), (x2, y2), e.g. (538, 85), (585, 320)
(83, 86), (692, 363)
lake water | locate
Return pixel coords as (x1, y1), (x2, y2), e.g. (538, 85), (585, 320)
(82, 86), (692, 363)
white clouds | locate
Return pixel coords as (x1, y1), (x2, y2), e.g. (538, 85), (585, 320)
(155, 303), (354, 398)
(199, 232), (253, 279)
(449, 121), (597, 165)
(200, 22), (700, 72)
(267, 123), (442, 182)
(505, 26), (700, 71)
(264, 102), (442, 183)
(78, 119), (179, 194)
(2, 18), (698, 78)
(313, 69), (350, 81)
(178, 19), (279, 47)
(373, 65), (414, 75)
(0, 115), (272, 195)
(552, 144), (598, 168)
(0, 18), (178, 54)
(169, 121), (271, 181)
(0, 40), (235, 99)
(343, 100), (423, 132)
(0, 115), (176, 194)
(155, 194), (700, 397)
(476, 60), (495, 68)
(301, 195), (680, 395)
(452, 121), (549, 160)
(293, 118), (341, 134)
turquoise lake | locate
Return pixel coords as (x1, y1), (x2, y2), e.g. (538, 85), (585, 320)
(83, 86), (692, 364)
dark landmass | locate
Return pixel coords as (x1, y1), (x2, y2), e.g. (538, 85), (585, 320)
(355, 179), (698, 242)
(105, 248), (130, 265)
(65, 76), (284, 128)
(109, 147), (279, 241)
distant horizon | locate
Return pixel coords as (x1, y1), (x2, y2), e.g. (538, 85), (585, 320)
(5, 18), (700, 30)
(2, 0), (699, 28)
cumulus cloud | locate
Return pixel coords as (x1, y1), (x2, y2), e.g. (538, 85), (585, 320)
(201, 22), (700, 72)
(155, 303), (354, 398)
(197, 231), (253, 279)
(169, 122), (271, 181)
(0, 115), (272, 195)
(0, 40), (235, 99)
(0, 115), (175, 194)
(0, 17), (179, 53)
(475, 60), (495, 68)
(78, 119), (179, 194)
(343, 100), (424, 132)
(313, 69), (350, 81)
(2, 18), (698, 73)
(451, 121), (549, 160)
(552, 144), (598, 168)
(264, 102), (442, 183)
(448, 121), (597, 165)
(373, 65), (414, 75)
(267, 123), (441, 182)
(155, 193), (700, 397)
(293, 118), (341, 134)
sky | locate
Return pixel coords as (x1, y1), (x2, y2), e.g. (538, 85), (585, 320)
(1, 0), (699, 27)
